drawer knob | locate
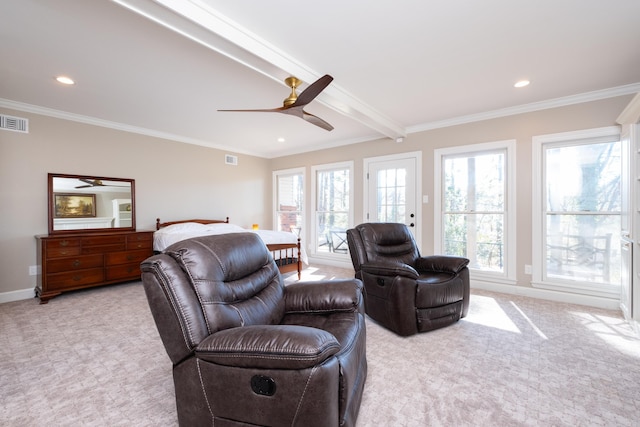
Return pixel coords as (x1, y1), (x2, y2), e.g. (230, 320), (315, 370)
(73, 260), (81, 267)
(72, 275), (82, 281)
(60, 240), (69, 247)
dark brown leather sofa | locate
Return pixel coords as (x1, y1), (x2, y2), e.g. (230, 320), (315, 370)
(347, 222), (470, 336)
(141, 232), (367, 427)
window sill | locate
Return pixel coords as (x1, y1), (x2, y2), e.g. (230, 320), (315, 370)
(531, 279), (620, 299)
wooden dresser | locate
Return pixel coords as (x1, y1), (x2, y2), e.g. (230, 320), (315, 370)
(35, 230), (154, 303)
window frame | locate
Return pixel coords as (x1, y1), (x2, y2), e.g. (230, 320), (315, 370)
(311, 161), (354, 259)
(272, 167), (305, 241)
(434, 139), (517, 284)
(532, 126), (621, 298)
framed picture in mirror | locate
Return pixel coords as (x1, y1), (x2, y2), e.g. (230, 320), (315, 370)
(53, 193), (96, 218)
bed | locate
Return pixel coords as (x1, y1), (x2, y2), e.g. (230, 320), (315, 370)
(154, 218), (305, 279)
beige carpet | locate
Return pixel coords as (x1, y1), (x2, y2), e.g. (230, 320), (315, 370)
(2, 265), (640, 426)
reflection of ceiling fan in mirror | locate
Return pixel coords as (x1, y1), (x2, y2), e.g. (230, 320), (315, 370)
(75, 179), (128, 189)
(218, 74), (334, 131)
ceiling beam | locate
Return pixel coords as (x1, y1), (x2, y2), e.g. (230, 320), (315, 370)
(113, 0), (407, 140)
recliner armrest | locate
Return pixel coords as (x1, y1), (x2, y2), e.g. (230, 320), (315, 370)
(284, 279), (363, 314)
(416, 255), (469, 274)
(360, 261), (418, 279)
(196, 325), (340, 369)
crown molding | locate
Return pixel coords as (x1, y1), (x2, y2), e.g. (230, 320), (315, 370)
(408, 83), (640, 134)
(617, 92), (640, 125)
(0, 98), (263, 157)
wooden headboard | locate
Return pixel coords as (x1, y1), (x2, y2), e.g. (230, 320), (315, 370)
(155, 217), (230, 230)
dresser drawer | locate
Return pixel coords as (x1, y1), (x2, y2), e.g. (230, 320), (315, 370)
(45, 238), (81, 249)
(46, 254), (104, 273)
(46, 269), (105, 290)
(81, 235), (126, 246)
(45, 238), (82, 258)
(82, 244), (126, 254)
(126, 233), (153, 250)
(105, 249), (151, 266)
(81, 234), (127, 254)
(106, 263), (142, 281)
(47, 246), (82, 258)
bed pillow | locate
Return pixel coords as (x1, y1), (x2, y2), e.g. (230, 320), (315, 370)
(157, 222), (209, 234)
(202, 223), (245, 233)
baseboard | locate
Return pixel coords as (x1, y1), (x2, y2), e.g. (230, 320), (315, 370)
(472, 280), (620, 311)
(0, 287), (36, 304)
(306, 256), (353, 270)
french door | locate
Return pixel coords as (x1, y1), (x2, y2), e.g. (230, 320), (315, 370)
(364, 152), (420, 240)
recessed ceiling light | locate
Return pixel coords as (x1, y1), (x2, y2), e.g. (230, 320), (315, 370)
(514, 80), (530, 88)
(277, 137), (285, 143)
(55, 76), (75, 85)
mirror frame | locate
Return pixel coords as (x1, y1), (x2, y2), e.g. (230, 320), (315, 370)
(48, 173), (136, 235)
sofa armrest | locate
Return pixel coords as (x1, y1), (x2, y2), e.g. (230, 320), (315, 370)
(284, 279), (363, 314)
(415, 255), (469, 274)
(361, 261), (418, 279)
(196, 325), (340, 369)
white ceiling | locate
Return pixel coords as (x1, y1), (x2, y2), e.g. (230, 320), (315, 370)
(2, 0), (640, 158)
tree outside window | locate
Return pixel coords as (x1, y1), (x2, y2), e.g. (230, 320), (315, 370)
(443, 150), (506, 272)
(316, 167), (350, 254)
(544, 140), (621, 285)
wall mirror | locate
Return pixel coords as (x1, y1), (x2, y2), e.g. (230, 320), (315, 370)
(48, 173), (135, 234)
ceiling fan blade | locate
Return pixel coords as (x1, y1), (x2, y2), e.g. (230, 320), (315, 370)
(302, 110), (334, 131)
(75, 185), (93, 188)
(292, 74), (333, 107)
(279, 107), (333, 131)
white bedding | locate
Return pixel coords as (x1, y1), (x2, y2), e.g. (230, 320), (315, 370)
(153, 222), (308, 264)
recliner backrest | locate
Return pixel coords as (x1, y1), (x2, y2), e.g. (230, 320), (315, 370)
(349, 223), (420, 271)
(141, 233), (285, 362)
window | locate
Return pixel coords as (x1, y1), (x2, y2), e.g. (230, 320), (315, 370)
(312, 162), (353, 256)
(533, 127), (621, 297)
(377, 167), (407, 222)
(273, 168), (304, 237)
(435, 140), (516, 282)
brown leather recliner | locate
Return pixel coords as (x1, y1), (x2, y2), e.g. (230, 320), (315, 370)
(347, 222), (470, 336)
(141, 232), (367, 427)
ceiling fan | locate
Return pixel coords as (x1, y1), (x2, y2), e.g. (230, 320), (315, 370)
(75, 179), (128, 189)
(218, 74), (334, 131)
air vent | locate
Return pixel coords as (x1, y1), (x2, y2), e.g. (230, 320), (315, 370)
(0, 114), (29, 133)
(225, 154), (238, 166)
